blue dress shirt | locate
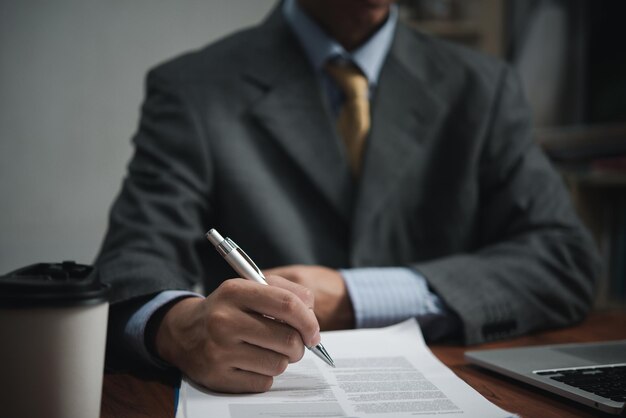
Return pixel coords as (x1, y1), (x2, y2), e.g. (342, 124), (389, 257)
(125, 0), (450, 367)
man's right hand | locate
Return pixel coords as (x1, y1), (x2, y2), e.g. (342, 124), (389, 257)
(154, 275), (321, 393)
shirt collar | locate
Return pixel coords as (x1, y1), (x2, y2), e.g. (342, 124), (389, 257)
(282, 0), (397, 86)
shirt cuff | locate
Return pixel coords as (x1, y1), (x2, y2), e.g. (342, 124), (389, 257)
(341, 267), (445, 329)
(124, 290), (202, 368)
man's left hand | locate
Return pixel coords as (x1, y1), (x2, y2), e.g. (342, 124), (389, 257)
(263, 265), (355, 331)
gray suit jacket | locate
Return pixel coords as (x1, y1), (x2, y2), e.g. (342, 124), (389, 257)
(96, 8), (600, 346)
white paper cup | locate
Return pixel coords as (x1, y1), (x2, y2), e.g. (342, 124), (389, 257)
(0, 262), (109, 418)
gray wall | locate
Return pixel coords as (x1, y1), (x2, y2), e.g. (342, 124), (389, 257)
(0, 0), (276, 272)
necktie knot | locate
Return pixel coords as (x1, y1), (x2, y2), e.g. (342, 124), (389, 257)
(325, 62), (369, 101)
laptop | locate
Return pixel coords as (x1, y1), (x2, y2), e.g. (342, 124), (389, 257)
(465, 340), (626, 415)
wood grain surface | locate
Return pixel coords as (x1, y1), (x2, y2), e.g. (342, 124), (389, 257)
(101, 310), (626, 418)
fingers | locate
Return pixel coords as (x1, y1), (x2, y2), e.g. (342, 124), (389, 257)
(219, 279), (321, 348)
(192, 353), (276, 394)
(265, 274), (314, 309)
(163, 278), (323, 394)
(236, 312), (306, 363)
(209, 369), (274, 394)
(194, 342), (290, 393)
(231, 342), (290, 376)
(187, 313), (302, 393)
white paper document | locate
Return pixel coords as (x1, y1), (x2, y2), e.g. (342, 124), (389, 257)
(177, 319), (514, 418)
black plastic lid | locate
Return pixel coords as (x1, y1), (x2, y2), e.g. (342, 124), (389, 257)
(0, 261), (109, 308)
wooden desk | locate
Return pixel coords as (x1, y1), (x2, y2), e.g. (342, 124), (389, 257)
(101, 311), (626, 418)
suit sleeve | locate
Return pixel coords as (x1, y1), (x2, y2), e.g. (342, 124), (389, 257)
(95, 69), (213, 305)
(414, 66), (601, 345)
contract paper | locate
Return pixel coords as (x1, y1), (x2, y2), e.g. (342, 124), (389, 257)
(177, 319), (514, 418)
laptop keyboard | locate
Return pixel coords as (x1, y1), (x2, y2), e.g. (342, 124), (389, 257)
(536, 365), (626, 403)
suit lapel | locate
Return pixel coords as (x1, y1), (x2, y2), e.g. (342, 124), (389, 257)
(241, 11), (447, 232)
(246, 11), (353, 222)
(352, 26), (446, 244)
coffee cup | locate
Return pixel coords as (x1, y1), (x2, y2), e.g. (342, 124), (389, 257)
(0, 261), (109, 418)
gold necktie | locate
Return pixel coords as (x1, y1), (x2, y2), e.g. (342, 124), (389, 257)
(326, 62), (370, 176)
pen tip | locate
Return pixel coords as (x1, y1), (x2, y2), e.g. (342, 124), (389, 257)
(309, 343), (335, 368)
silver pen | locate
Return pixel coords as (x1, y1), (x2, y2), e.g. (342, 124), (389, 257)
(205, 228), (335, 368)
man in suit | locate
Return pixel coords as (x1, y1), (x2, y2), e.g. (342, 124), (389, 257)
(96, 0), (600, 393)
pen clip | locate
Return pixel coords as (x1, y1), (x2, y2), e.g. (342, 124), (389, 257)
(227, 239), (266, 281)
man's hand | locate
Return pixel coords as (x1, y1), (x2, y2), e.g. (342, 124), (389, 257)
(263, 265), (355, 331)
(154, 276), (320, 393)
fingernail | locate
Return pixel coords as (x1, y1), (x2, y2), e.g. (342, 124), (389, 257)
(311, 328), (321, 346)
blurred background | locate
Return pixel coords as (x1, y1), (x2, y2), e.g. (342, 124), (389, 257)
(0, 0), (275, 270)
(1, 0), (624, 307)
